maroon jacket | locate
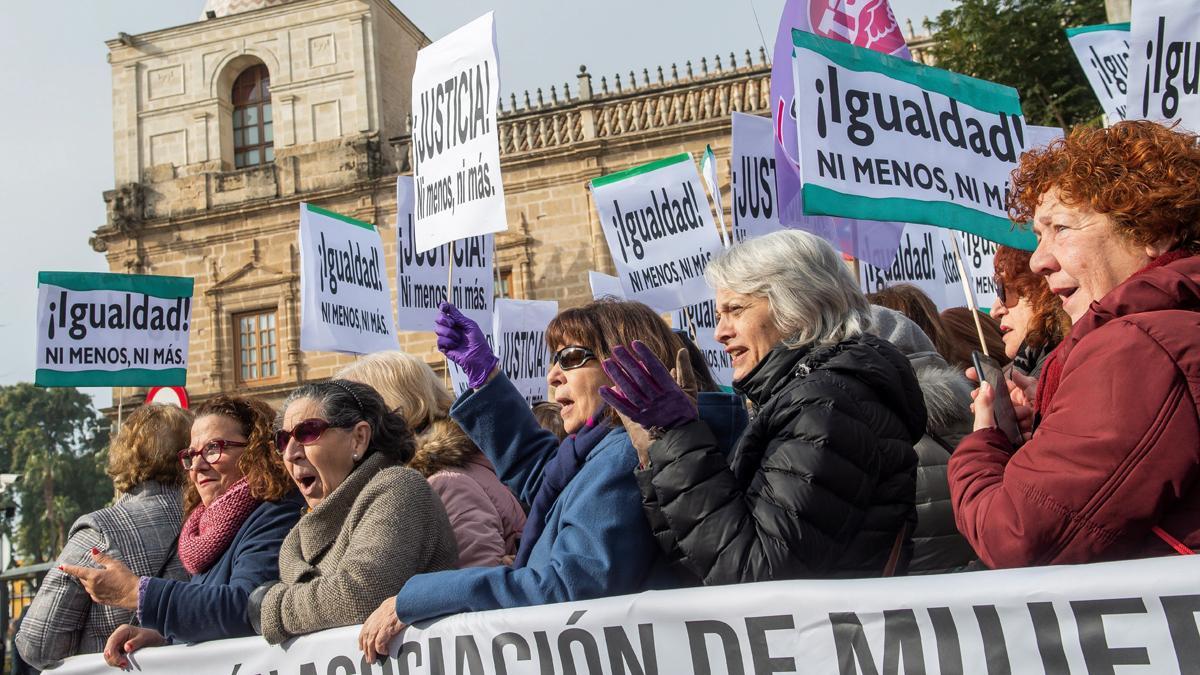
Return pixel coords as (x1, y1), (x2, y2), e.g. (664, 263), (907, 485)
(948, 253), (1200, 568)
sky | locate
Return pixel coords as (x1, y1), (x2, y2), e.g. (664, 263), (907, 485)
(0, 0), (953, 410)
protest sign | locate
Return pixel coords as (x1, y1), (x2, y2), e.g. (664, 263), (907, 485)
(730, 112), (783, 243)
(588, 271), (625, 300)
(410, 12), (507, 252)
(790, 30), (1037, 251)
(54, 555), (1200, 675)
(591, 153), (725, 312)
(859, 227), (999, 312)
(1127, 0), (1200, 132)
(1066, 22), (1132, 123)
(35, 272), (192, 387)
(395, 176), (495, 332)
(299, 203), (397, 354)
(671, 300), (733, 388)
(492, 299), (557, 404)
(770, 0), (908, 266)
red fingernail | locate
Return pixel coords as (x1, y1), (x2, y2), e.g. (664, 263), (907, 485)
(91, 547), (100, 555)
(57, 565), (64, 571)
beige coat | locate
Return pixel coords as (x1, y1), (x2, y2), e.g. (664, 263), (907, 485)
(259, 452), (458, 644)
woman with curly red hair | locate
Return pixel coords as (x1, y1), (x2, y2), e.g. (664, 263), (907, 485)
(990, 246), (1071, 377)
(949, 120), (1200, 568)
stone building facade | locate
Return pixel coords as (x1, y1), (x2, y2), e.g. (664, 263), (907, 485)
(91, 0), (928, 410)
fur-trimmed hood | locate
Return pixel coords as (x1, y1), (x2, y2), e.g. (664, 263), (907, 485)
(911, 352), (973, 435)
(408, 418), (482, 477)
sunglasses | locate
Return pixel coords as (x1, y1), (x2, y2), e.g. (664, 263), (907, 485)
(178, 439), (247, 470)
(274, 418), (347, 454)
(551, 345), (597, 371)
(993, 277), (1018, 308)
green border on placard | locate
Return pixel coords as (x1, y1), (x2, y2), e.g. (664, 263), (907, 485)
(790, 29), (1022, 116)
(1064, 22), (1130, 37)
(35, 368), (187, 387)
(590, 153), (692, 189)
(37, 272), (193, 298)
(802, 185), (1036, 251)
(305, 203), (376, 231)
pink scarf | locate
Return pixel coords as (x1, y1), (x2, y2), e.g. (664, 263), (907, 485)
(178, 477), (260, 575)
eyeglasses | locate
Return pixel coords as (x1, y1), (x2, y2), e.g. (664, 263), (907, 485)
(273, 418), (345, 454)
(993, 276), (1018, 308)
(178, 439), (247, 470)
(550, 345), (597, 371)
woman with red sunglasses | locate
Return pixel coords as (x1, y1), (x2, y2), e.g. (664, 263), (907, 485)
(60, 395), (301, 667)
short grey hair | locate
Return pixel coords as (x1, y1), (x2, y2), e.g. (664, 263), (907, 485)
(705, 230), (871, 349)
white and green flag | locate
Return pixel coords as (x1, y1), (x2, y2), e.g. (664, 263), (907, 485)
(1065, 22), (1131, 123)
(790, 30), (1036, 250)
(36, 272), (193, 387)
(699, 145), (728, 246)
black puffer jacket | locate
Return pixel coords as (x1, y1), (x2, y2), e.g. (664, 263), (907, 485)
(637, 336), (926, 585)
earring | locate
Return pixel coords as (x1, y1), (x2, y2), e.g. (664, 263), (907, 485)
(352, 453), (359, 462)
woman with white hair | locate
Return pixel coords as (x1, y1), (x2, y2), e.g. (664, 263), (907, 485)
(601, 230), (927, 584)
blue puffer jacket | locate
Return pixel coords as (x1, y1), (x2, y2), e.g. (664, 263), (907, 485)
(139, 492), (303, 643)
(394, 373), (677, 623)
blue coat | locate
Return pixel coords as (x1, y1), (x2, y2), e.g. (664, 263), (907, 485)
(139, 492), (303, 643)
(394, 373), (676, 624)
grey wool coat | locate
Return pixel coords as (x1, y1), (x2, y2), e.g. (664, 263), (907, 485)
(258, 452), (458, 644)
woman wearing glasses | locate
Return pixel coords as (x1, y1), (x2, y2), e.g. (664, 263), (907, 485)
(250, 380), (457, 645)
(990, 245), (1070, 379)
(358, 300), (680, 663)
(62, 395), (301, 667)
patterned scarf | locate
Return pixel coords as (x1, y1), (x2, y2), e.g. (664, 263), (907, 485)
(178, 477), (260, 575)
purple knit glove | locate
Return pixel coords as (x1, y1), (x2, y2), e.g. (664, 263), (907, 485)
(435, 302), (498, 388)
(599, 340), (697, 432)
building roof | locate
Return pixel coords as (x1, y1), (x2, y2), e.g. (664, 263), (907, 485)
(200, 0), (297, 19)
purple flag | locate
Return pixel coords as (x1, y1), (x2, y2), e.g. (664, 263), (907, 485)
(770, 0), (911, 267)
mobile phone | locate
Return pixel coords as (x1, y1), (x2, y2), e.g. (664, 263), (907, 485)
(971, 351), (1025, 447)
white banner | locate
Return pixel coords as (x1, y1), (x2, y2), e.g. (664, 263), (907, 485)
(395, 176), (495, 333)
(588, 271), (625, 300)
(410, 12), (507, 252)
(299, 203), (397, 354)
(1066, 22), (1132, 123)
(859, 228), (1001, 312)
(54, 556), (1200, 675)
(35, 272), (192, 387)
(591, 153), (725, 312)
(730, 112), (784, 243)
(790, 30), (1038, 251)
(1128, 0), (1200, 132)
(492, 299), (557, 405)
(670, 299), (733, 388)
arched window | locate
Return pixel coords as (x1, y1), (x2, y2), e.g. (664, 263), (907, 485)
(232, 64), (273, 168)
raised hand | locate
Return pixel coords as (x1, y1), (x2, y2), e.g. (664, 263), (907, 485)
(599, 341), (697, 433)
(434, 302), (498, 388)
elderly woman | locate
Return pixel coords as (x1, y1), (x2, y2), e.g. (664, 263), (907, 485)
(950, 120), (1200, 567)
(15, 404), (191, 669)
(337, 352), (526, 568)
(60, 395), (301, 667)
(357, 299), (682, 662)
(599, 229), (926, 583)
(990, 245), (1070, 377)
(250, 380), (457, 644)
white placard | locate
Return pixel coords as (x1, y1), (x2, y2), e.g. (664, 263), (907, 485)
(410, 12), (507, 252)
(492, 299), (557, 405)
(35, 272), (193, 387)
(859, 227), (1000, 312)
(670, 299), (733, 388)
(1066, 23), (1132, 123)
(591, 153), (725, 312)
(299, 203), (397, 354)
(790, 30), (1038, 251)
(395, 176), (495, 333)
(1127, 0), (1200, 132)
(588, 271), (626, 300)
(53, 556), (1200, 675)
(730, 112), (784, 243)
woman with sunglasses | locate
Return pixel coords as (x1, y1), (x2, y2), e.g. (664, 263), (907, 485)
(62, 395), (301, 667)
(990, 245), (1070, 379)
(358, 300), (681, 663)
(250, 380), (457, 645)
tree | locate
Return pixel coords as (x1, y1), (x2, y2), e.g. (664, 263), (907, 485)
(929, 0), (1107, 129)
(0, 384), (110, 563)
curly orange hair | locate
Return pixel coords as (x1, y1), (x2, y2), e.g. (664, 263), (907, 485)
(184, 395), (293, 516)
(992, 246), (1071, 351)
(1009, 121), (1200, 252)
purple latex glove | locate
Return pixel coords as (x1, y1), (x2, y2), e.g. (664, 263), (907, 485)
(598, 340), (697, 432)
(435, 302), (498, 388)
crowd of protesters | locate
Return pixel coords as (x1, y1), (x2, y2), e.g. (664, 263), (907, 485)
(15, 119), (1199, 668)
